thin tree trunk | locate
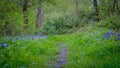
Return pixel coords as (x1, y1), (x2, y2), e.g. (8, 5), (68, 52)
(108, 2), (111, 16)
(75, 0), (78, 14)
(112, 0), (120, 14)
(36, 0), (42, 28)
(93, 0), (99, 21)
(93, 0), (99, 16)
(113, 0), (116, 13)
(116, 0), (120, 14)
(23, 0), (28, 31)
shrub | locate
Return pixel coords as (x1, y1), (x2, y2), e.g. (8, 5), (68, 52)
(95, 15), (120, 29)
(40, 13), (81, 34)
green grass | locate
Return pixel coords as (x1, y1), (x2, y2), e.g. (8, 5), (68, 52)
(0, 27), (120, 68)
(47, 26), (120, 68)
(64, 36), (120, 68)
(0, 38), (60, 68)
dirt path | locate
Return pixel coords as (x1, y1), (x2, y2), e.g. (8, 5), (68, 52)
(55, 44), (67, 68)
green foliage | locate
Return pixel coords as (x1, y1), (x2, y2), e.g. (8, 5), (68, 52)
(0, 0), (120, 36)
(0, 0), (120, 68)
(95, 15), (120, 29)
(0, 26), (120, 68)
(0, 38), (59, 68)
(0, 0), (23, 36)
(46, 27), (120, 68)
(39, 13), (83, 34)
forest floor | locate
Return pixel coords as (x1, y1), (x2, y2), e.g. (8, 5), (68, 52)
(0, 27), (120, 68)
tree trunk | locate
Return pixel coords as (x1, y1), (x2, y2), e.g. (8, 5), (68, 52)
(93, 0), (99, 21)
(112, 0), (120, 14)
(115, 0), (120, 13)
(113, 0), (116, 13)
(23, 0), (28, 31)
(115, 0), (120, 14)
(75, 0), (78, 14)
(36, 0), (42, 28)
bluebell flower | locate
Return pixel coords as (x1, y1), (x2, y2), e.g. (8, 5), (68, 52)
(0, 42), (8, 48)
(116, 33), (120, 40)
(103, 33), (110, 39)
(16, 37), (19, 40)
(21, 37), (25, 40)
(31, 37), (34, 40)
(109, 32), (115, 36)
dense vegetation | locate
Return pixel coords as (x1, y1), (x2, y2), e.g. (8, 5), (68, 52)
(0, 0), (120, 68)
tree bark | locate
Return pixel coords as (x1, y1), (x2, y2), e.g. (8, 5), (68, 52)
(93, 0), (99, 16)
(112, 0), (120, 14)
(93, 0), (99, 21)
(75, 0), (78, 14)
(115, 0), (120, 13)
(113, 0), (116, 13)
(23, 0), (28, 31)
(115, 0), (120, 14)
(36, 0), (42, 28)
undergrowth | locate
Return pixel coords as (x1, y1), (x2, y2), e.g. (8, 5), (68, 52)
(0, 26), (120, 68)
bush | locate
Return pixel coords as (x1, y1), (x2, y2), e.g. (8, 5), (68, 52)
(0, 1), (24, 36)
(95, 15), (120, 29)
(39, 13), (81, 34)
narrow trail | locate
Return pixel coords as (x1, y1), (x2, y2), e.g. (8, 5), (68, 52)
(55, 44), (67, 68)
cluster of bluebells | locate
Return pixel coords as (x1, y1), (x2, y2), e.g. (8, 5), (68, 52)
(15, 34), (47, 41)
(103, 32), (120, 40)
(0, 34), (47, 48)
(0, 42), (8, 48)
(31, 34), (47, 40)
(116, 33), (120, 40)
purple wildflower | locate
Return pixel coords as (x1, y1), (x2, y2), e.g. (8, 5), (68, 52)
(31, 37), (34, 40)
(109, 32), (115, 36)
(116, 33), (120, 40)
(16, 37), (19, 40)
(103, 33), (110, 39)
